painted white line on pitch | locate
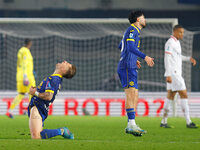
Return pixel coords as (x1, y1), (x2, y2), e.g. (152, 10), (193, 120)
(0, 139), (200, 144)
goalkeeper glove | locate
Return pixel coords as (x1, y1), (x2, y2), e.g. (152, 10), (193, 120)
(23, 74), (29, 86)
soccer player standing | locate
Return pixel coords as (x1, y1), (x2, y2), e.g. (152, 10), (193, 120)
(117, 10), (154, 136)
(28, 60), (76, 139)
(160, 25), (198, 128)
(6, 39), (36, 118)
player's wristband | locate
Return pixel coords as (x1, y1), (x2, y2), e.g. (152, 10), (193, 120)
(34, 91), (39, 97)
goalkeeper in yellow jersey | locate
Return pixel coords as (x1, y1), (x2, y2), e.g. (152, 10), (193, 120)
(6, 39), (36, 118)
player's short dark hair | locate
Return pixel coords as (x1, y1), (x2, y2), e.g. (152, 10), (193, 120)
(24, 38), (31, 46)
(128, 10), (144, 24)
(63, 64), (76, 79)
(173, 24), (184, 31)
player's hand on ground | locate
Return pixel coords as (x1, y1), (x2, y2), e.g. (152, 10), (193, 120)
(136, 60), (141, 69)
(144, 56), (154, 67)
(166, 76), (172, 83)
(29, 86), (37, 96)
(190, 57), (196, 66)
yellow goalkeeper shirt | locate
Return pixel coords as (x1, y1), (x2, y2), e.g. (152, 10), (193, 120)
(17, 46), (34, 81)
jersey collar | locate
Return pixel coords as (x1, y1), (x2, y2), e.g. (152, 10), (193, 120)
(51, 74), (63, 78)
(170, 35), (178, 42)
(131, 24), (141, 33)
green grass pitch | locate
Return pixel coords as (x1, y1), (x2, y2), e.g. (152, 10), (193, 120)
(0, 116), (199, 150)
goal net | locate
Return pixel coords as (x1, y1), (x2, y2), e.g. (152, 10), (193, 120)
(0, 18), (193, 91)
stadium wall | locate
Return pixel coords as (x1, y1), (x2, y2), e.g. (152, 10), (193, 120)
(0, 92), (200, 117)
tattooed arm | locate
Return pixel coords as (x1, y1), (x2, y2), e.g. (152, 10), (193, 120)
(29, 86), (53, 101)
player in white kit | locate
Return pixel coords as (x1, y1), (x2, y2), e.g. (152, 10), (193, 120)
(160, 25), (198, 128)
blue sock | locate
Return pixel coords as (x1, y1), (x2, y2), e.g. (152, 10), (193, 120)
(126, 108), (135, 121)
(40, 129), (62, 139)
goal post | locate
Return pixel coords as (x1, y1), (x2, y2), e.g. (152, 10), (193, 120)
(0, 18), (192, 94)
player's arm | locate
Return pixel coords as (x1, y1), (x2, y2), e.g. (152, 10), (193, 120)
(127, 40), (154, 67)
(182, 55), (196, 66)
(29, 87), (53, 101)
(164, 43), (173, 83)
(118, 41), (122, 50)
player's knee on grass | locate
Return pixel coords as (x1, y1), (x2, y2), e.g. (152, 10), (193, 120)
(31, 131), (41, 139)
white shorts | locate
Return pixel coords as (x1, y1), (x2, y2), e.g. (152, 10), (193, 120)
(166, 75), (186, 91)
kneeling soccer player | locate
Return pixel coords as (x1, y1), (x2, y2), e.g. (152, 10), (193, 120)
(28, 60), (76, 139)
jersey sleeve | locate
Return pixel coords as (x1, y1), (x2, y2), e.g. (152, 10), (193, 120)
(164, 40), (173, 76)
(182, 55), (190, 61)
(126, 30), (146, 59)
(165, 40), (173, 54)
(164, 53), (172, 77)
(44, 78), (59, 94)
(22, 50), (28, 76)
(127, 41), (146, 59)
(118, 41), (122, 50)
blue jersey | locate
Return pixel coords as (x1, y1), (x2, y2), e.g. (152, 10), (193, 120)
(28, 74), (62, 122)
(118, 24), (146, 69)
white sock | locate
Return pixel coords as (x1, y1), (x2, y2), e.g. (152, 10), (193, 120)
(128, 119), (136, 126)
(181, 99), (192, 125)
(161, 99), (172, 124)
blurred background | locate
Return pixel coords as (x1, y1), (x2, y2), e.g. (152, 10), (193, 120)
(0, 0), (200, 117)
(0, 0), (199, 91)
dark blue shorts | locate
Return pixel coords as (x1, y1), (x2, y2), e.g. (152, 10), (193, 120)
(117, 68), (138, 89)
(28, 97), (48, 126)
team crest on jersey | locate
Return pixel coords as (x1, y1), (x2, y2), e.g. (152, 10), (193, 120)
(129, 33), (133, 38)
(129, 81), (134, 86)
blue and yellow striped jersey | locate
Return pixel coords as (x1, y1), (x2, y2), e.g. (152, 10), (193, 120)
(118, 24), (146, 69)
(35, 74), (62, 108)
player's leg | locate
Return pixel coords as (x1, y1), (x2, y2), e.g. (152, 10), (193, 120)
(10, 93), (25, 110)
(125, 88), (146, 136)
(117, 68), (145, 136)
(6, 80), (27, 118)
(125, 87), (137, 126)
(160, 90), (176, 128)
(29, 106), (74, 139)
(6, 92), (25, 118)
(29, 106), (43, 139)
(178, 90), (198, 128)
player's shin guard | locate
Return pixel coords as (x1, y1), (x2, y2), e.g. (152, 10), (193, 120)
(126, 108), (136, 126)
(180, 99), (191, 125)
(40, 129), (62, 139)
(9, 94), (25, 110)
(161, 99), (171, 124)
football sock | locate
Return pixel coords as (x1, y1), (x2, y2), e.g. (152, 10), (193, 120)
(9, 94), (25, 111)
(161, 99), (171, 124)
(126, 108), (136, 126)
(40, 129), (62, 139)
(180, 99), (192, 125)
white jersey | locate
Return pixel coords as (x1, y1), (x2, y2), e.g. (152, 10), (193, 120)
(164, 35), (190, 91)
(164, 35), (190, 77)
